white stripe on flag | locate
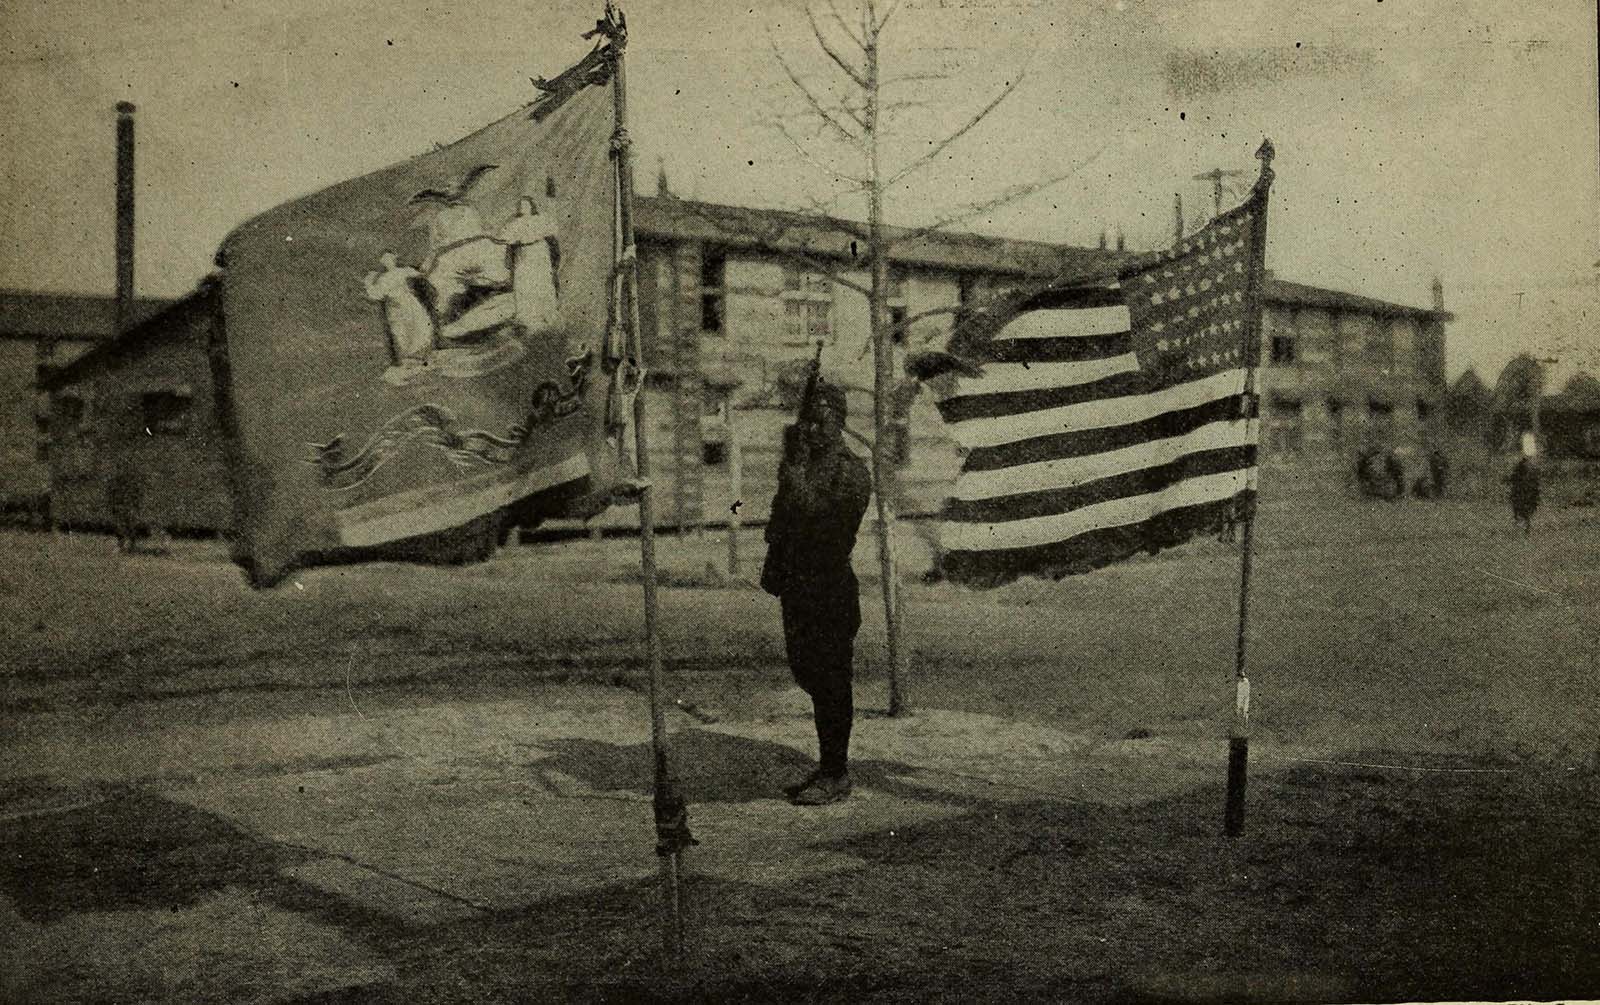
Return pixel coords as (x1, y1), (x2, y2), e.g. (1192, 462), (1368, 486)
(950, 419), (1256, 501)
(335, 453), (590, 547)
(934, 355), (1141, 402)
(994, 305), (1131, 341)
(949, 368), (1248, 449)
(940, 467), (1253, 552)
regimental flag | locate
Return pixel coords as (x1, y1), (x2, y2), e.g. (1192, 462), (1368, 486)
(215, 44), (630, 586)
(931, 172), (1271, 588)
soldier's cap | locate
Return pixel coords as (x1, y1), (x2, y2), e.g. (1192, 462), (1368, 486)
(803, 379), (848, 420)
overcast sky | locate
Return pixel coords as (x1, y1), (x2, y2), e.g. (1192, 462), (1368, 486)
(2, 0), (1596, 383)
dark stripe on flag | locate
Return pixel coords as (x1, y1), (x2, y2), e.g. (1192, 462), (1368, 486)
(980, 334), (1130, 365)
(1024, 285), (1126, 310)
(940, 492), (1255, 588)
(938, 369), (1147, 424)
(943, 446), (1256, 524)
(961, 394), (1257, 473)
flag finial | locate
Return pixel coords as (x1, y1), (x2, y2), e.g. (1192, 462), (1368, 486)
(1254, 139), (1275, 190)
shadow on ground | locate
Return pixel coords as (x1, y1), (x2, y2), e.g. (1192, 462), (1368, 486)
(7, 754), (1598, 1003)
(0, 789), (310, 923)
(276, 753), (1600, 1004)
(534, 729), (927, 805)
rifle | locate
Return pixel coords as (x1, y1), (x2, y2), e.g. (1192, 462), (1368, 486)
(797, 339), (824, 418)
(783, 340), (826, 459)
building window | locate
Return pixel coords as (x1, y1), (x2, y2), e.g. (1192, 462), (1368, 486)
(1269, 334), (1297, 365)
(1416, 398), (1432, 422)
(699, 250), (725, 334)
(141, 391), (192, 436)
(886, 268), (909, 345)
(1267, 396), (1304, 454)
(954, 274), (977, 335)
(1326, 397), (1344, 444)
(888, 423), (913, 467)
(889, 305), (909, 345)
(1365, 322), (1393, 365)
(781, 266), (833, 346)
(1367, 399), (1394, 421)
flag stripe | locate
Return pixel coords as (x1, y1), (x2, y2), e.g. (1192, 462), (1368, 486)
(334, 453), (590, 546)
(981, 334), (1130, 364)
(930, 355), (1141, 402)
(940, 467), (1253, 552)
(945, 446), (1255, 524)
(941, 369), (1147, 424)
(951, 418), (1254, 501)
(930, 186), (1267, 587)
(962, 395), (1255, 473)
(938, 493), (1253, 588)
(947, 368), (1247, 448)
(993, 305), (1132, 340)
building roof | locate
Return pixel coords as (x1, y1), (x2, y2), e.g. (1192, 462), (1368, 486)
(40, 284), (216, 390)
(1544, 374), (1600, 413)
(1262, 277), (1452, 322)
(0, 290), (176, 340)
(634, 197), (1452, 322)
(634, 196), (1137, 280)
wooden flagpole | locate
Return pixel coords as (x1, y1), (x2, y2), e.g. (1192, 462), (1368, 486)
(1223, 139), (1275, 838)
(598, 2), (692, 957)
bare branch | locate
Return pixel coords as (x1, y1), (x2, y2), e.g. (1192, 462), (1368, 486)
(806, 6), (868, 88)
(879, 72), (954, 88)
(769, 115), (872, 190)
(879, 99), (934, 116)
(771, 38), (862, 143)
(677, 200), (872, 296)
(822, 0), (866, 51)
(883, 68), (1029, 188)
(877, 0), (904, 33)
(774, 247), (872, 296)
(884, 153), (1102, 252)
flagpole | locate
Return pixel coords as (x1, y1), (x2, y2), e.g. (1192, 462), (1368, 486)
(1224, 139), (1275, 838)
(598, 2), (692, 958)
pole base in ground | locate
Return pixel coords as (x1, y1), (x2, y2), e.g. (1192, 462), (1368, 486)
(1223, 736), (1249, 837)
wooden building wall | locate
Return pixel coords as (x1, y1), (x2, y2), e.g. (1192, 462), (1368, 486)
(49, 309), (232, 533)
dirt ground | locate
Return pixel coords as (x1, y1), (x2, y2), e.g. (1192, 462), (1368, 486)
(1, 490), (1598, 1003)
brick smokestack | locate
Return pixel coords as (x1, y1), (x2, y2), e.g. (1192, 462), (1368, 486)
(115, 101), (136, 334)
(1431, 276), (1445, 313)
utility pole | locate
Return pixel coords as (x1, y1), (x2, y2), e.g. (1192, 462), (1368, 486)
(1193, 166), (1250, 220)
(1173, 192), (1184, 247)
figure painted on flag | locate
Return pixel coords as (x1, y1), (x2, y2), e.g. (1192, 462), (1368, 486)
(363, 253), (434, 364)
(362, 167), (573, 386)
(761, 376), (872, 806)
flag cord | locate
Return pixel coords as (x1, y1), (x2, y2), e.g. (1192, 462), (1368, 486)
(1223, 139), (1274, 839)
(599, 2), (691, 963)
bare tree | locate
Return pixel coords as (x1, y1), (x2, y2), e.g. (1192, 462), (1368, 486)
(697, 1), (1101, 715)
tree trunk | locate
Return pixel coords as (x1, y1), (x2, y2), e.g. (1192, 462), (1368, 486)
(864, 30), (908, 716)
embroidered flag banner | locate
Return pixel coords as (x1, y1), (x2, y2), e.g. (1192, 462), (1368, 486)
(216, 46), (627, 586)
(930, 179), (1270, 588)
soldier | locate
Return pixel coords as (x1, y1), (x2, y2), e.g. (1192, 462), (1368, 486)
(761, 372), (872, 806)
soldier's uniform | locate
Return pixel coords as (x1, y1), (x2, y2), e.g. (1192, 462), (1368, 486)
(762, 382), (872, 804)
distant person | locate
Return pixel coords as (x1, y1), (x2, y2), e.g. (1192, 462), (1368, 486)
(1355, 448), (1378, 498)
(108, 450), (142, 553)
(1428, 448), (1450, 499)
(1508, 455), (1541, 535)
(1384, 451), (1406, 502)
(761, 370), (872, 807)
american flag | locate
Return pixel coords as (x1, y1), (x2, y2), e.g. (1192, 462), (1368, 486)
(931, 182), (1269, 588)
